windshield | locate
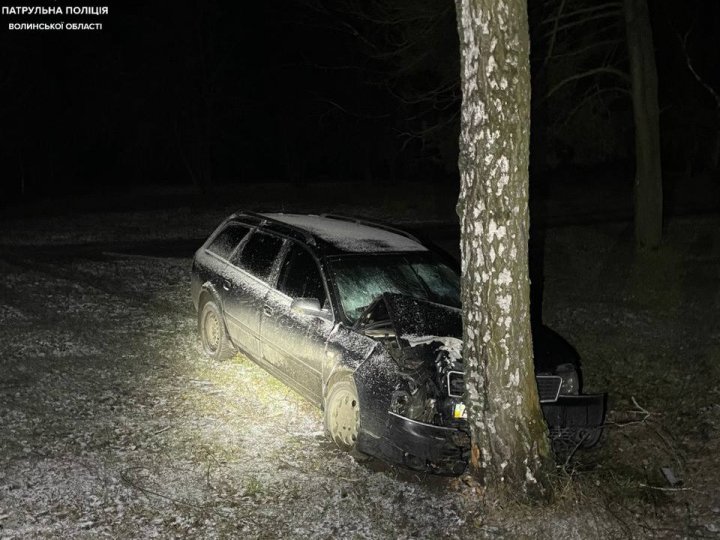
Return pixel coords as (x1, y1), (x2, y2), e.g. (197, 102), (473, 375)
(328, 254), (461, 323)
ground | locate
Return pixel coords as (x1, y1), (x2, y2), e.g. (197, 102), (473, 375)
(0, 187), (718, 538)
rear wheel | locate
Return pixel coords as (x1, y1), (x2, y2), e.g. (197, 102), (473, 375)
(199, 300), (234, 361)
(324, 378), (361, 452)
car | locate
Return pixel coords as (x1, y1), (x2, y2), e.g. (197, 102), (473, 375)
(191, 212), (606, 474)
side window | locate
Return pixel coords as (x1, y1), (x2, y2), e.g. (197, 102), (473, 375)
(278, 244), (327, 306)
(234, 232), (284, 282)
(206, 223), (249, 259)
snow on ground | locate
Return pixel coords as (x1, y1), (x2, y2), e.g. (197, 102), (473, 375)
(0, 209), (718, 538)
(0, 251), (473, 538)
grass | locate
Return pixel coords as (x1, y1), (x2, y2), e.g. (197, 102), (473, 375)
(0, 208), (718, 538)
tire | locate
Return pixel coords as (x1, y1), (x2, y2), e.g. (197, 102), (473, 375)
(199, 300), (234, 361)
(324, 378), (362, 453)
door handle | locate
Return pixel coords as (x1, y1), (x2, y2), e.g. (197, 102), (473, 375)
(263, 305), (274, 318)
(222, 280), (231, 291)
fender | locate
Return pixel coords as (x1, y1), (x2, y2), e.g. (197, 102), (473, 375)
(198, 281), (233, 339)
(322, 323), (378, 391)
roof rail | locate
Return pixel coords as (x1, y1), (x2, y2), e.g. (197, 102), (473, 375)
(320, 213), (422, 244)
(233, 211), (318, 246)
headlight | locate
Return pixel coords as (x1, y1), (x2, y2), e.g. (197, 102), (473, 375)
(556, 363), (580, 395)
(390, 380), (436, 423)
(390, 389), (414, 415)
(447, 371), (465, 398)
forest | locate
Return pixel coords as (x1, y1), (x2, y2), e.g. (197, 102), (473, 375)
(0, 0), (718, 537)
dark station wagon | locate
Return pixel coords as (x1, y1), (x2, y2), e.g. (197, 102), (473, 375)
(191, 212), (606, 474)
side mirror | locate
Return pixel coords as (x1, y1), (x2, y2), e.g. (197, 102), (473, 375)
(291, 298), (328, 319)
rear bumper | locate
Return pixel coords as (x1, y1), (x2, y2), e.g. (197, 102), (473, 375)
(363, 394), (606, 475)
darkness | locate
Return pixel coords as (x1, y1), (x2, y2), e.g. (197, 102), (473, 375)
(1, 2), (720, 535)
(0, 0), (719, 208)
(0, 1), (461, 200)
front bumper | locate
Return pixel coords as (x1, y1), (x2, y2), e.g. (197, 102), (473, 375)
(363, 393), (606, 475)
(542, 393), (607, 448)
(360, 412), (470, 475)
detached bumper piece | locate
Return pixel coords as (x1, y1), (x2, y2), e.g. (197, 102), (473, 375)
(371, 412), (470, 475)
(542, 394), (607, 450)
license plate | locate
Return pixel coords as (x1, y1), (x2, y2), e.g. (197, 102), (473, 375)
(453, 403), (467, 419)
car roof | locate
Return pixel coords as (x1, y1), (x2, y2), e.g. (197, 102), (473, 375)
(230, 212), (428, 255)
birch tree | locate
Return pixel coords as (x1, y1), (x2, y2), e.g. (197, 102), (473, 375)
(455, 0), (554, 499)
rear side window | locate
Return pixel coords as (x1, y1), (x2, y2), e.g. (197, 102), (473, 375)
(235, 232), (284, 282)
(207, 223), (249, 259)
(278, 244), (326, 305)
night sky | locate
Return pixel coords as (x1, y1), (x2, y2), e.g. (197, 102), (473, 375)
(0, 0), (718, 210)
(0, 2), (455, 199)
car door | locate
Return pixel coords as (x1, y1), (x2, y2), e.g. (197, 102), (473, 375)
(223, 230), (285, 361)
(261, 242), (334, 404)
(196, 220), (251, 309)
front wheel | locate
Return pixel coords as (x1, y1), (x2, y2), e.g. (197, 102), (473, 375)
(324, 378), (362, 452)
(199, 300), (234, 361)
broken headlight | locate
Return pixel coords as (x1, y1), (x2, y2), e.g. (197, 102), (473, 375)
(556, 363), (580, 395)
(446, 371), (464, 398)
(390, 378), (436, 423)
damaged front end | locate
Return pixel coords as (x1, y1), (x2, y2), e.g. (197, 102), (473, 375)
(355, 293), (606, 475)
(384, 340), (472, 475)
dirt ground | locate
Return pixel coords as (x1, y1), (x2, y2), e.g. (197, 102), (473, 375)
(0, 205), (718, 538)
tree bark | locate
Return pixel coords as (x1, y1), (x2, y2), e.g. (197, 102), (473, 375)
(623, 0), (662, 249)
(455, 0), (554, 500)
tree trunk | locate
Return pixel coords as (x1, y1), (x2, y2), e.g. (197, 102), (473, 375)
(455, 0), (554, 500)
(624, 0), (662, 249)
(18, 150), (26, 197)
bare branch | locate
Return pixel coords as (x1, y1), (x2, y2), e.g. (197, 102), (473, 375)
(548, 38), (623, 60)
(542, 9), (622, 38)
(546, 66), (629, 98)
(338, 0), (450, 27)
(604, 396), (653, 427)
(312, 94), (391, 121)
(639, 483), (708, 496)
(676, 30), (720, 111)
(558, 85), (631, 126)
(395, 109), (459, 146)
(541, 2), (622, 26)
(386, 78), (459, 106)
(544, 0), (566, 68)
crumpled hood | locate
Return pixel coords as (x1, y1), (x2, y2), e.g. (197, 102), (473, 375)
(375, 293), (463, 368)
(371, 293), (579, 373)
(381, 293), (462, 342)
